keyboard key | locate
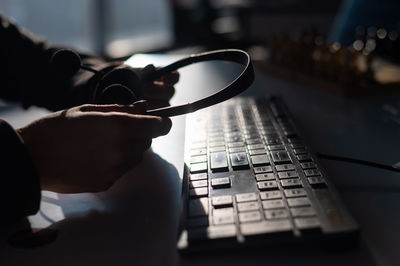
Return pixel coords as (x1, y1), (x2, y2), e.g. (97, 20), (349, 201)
(297, 154), (312, 162)
(208, 136), (224, 142)
(209, 146), (226, 152)
(278, 171), (299, 179)
(293, 148), (307, 155)
(257, 181), (278, 190)
(237, 201), (260, 212)
(226, 135), (243, 143)
(207, 225), (237, 239)
(209, 141), (225, 147)
(238, 211), (262, 223)
(288, 137), (302, 144)
(264, 209), (289, 219)
(191, 142), (207, 149)
(209, 132), (224, 138)
(275, 163), (295, 172)
(240, 220), (292, 236)
(254, 166), (273, 174)
(213, 207), (235, 225)
(308, 176), (326, 187)
(190, 155), (207, 164)
(230, 152), (249, 169)
(212, 195), (233, 207)
(189, 198), (209, 217)
(304, 169), (321, 177)
(290, 143), (305, 149)
(275, 164), (295, 171)
(229, 146), (246, 153)
(265, 133), (279, 140)
(284, 188), (307, 198)
(271, 151), (291, 164)
(301, 162), (316, 169)
(213, 213), (235, 225)
(213, 207), (233, 216)
(247, 144), (265, 150)
(190, 162), (208, 173)
(290, 207), (316, 217)
(243, 128), (258, 135)
(245, 133), (260, 139)
(188, 225), (237, 241)
(228, 142), (245, 148)
(211, 177), (231, 188)
(267, 144), (285, 151)
(190, 173), (208, 181)
(283, 129), (296, 137)
(190, 180), (208, 188)
(191, 149), (207, 156)
(294, 217), (320, 231)
(260, 190), (282, 200)
(247, 138), (263, 144)
(251, 154), (270, 166)
(261, 128), (276, 135)
(249, 149), (267, 155)
(281, 178), (303, 188)
(287, 197), (310, 207)
(190, 187), (208, 198)
(265, 138), (282, 145)
(262, 199), (285, 209)
(255, 173), (275, 181)
(210, 152), (228, 172)
(236, 192), (257, 202)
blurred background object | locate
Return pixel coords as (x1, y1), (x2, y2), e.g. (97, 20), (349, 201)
(1, 0), (399, 96)
(329, 0), (400, 46)
(0, 0), (174, 58)
(0, 0), (342, 57)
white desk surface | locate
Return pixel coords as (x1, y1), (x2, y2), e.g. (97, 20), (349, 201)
(1, 54), (399, 266)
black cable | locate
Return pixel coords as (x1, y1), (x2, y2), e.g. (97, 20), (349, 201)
(315, 152), (400, 173)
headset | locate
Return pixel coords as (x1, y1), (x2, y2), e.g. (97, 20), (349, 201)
(48, 48), (254, 117)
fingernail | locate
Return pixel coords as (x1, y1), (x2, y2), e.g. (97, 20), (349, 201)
(133, 99), (147, 105)
(132, 100), (148, 108)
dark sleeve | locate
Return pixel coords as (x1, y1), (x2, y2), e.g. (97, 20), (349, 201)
(0, 119), (41, 224)
(0, 14), (102, 111)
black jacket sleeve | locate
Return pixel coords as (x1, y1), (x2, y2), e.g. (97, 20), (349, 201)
(0, 119), (41, 224)
(0, 14), (101, 223)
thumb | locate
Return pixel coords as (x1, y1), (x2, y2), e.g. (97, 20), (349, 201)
(142, 64), (156, 75)
(79, 100), (148, 115)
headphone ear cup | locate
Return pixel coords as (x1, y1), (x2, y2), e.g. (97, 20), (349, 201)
(49, 49), (82, 78)
(97, 66), (142, 100)
(99, 84), (138, 105)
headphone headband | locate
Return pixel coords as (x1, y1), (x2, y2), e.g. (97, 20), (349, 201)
(143, 49), (254, 117)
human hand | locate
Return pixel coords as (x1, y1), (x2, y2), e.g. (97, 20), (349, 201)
(17, 101), (172, 193)
(138, 64), (180, 109)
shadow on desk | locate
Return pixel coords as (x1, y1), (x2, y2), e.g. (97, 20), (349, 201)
(1, 150), (182, 266)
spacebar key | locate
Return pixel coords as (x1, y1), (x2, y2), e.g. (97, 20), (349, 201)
(240, 220), (292, 237)
(210, 152), (229, 172)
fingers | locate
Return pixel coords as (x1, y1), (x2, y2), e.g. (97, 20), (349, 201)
(141, 64), (179, 86)
(158, 70), (179, 86)
(79, 108), (172, 138)
(141, 64), (156, 75)
(142, 82), (175, 101)
(139, 64), (179, 103)
(126, 116), (172, 138)
(79, 100), (148, 114)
